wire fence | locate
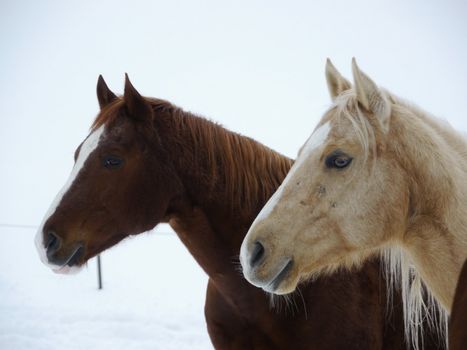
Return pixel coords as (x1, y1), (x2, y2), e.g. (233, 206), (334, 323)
(0, 223), (38, 229)
(0, 223), (175, 235)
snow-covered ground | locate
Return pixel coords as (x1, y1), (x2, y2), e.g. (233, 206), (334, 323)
(0, 225), (212, 350)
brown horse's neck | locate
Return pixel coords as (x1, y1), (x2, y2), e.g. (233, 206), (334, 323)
(154, 105), (292, 288)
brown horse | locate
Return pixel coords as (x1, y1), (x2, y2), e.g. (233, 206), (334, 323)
(450, 259), (467, 350)
(35, 75), (440, 349)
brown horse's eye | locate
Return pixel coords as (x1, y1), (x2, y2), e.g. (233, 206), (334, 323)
(325, 152), (352, 169)
(103, 155), (123, 169)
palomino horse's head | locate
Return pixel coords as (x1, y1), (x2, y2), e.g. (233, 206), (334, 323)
(35, 75), (183, 273)
(240, 59), (409, 294)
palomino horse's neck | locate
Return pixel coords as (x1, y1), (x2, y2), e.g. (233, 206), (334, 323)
(390, 102), (467, 311)
(156, 108), (292, 290)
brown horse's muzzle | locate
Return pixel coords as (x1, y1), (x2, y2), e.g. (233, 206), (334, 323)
(43, 231), (84, 268)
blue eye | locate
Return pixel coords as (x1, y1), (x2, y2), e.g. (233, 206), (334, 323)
(325, 152), (352, 169)
(103, 155), (123, 168)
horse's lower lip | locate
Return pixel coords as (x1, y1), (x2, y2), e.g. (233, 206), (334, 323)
(267, 259), (294, 292)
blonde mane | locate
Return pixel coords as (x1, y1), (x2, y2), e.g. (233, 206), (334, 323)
(331, 91), (449, 350)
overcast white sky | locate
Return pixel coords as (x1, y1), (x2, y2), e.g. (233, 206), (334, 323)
(1, 0), (466, 227)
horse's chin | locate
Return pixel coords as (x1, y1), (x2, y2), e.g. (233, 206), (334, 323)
(264, 282), (298, 295)
(52, 264), (83, 275)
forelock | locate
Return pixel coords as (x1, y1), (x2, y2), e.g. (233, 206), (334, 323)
(91, 98), (125, 131)
(328, 90), (377, 167)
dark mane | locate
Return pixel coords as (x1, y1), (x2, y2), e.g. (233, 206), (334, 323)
(92, 97), (293, 216)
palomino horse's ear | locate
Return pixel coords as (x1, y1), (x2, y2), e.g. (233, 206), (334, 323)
(325, 58), (351, 100)
(351, 58), (391, 132)
(96, 75), (118, 109)
(123, 73), (153, 122)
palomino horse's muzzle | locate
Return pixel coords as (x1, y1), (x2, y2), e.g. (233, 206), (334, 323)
(249, 241), (265, 268)
(241, 239), (294, 294)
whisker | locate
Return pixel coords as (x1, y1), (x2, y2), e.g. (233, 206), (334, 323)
(297, 287), (308, 321)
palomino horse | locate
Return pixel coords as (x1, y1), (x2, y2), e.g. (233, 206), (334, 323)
(450, 259), (467, 349)
(240, 58), (466, 347)
(35, 75), (441, 349)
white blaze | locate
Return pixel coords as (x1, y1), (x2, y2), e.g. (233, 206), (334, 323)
(240, 122), (331, 270)
(252, 121), (330, 223)
(34, 126), (105, 273)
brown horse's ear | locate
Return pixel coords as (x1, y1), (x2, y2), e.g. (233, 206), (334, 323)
(96, 75), (118, 109)
(123, 73), (153, 122)
(325, 58), (351, 101)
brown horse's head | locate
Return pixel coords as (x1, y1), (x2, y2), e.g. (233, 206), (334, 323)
(35, 75), (183, 273)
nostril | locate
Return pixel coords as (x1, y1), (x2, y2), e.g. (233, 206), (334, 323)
(46, 231), (61, 253)
(250, 241), (265, 268)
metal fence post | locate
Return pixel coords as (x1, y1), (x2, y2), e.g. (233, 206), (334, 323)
(97, 254), (103, 290)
